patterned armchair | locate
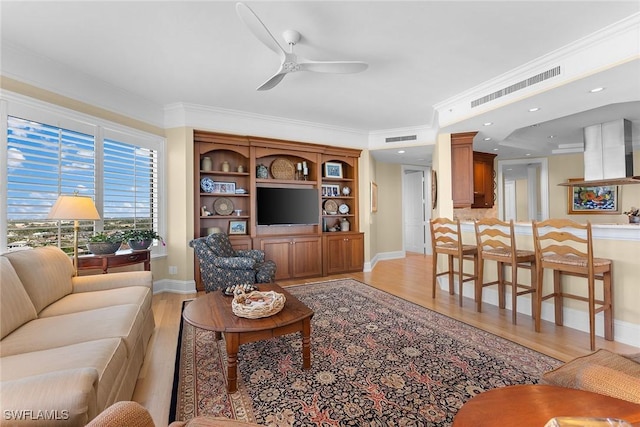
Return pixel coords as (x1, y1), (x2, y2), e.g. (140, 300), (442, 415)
(189, 233), (276, 292)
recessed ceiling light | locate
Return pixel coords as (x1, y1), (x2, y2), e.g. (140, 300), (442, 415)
(397, 150), (405, 154)
(483, 122), (493, 126)
(484, 137), (491, 141)
(589, 87), (605, 93)
(548, 135), (555, 139)
(493, 148), (499, 151)
(526, 153), (531, 156)
(528, 107), (540, 112)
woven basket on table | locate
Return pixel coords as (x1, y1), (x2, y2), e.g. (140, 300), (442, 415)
(231, 289), (286, 319)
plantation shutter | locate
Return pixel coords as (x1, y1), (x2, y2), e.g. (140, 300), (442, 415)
(6, 116), (96, 252)
(103, 137), (160, 244)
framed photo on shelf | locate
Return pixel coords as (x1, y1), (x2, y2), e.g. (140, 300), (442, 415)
(322, 184), (340, 197)
(567, 178), (620, 214)
(324, 162), (343, 179)
(229, 220), (247, 235)
(212, 181), (236, 194)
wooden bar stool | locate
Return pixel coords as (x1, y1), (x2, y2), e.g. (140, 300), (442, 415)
(532, 219), (613, 351)
(430, 217), (478, 307)
(474, 218), (537, 323)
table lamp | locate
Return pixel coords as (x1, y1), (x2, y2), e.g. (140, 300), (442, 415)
(47, 193), (101, 275)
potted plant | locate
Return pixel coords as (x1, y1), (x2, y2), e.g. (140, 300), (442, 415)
(623, 206), (640, 224)
(87, 231), (123, 255)
(123, 229), (164, 251)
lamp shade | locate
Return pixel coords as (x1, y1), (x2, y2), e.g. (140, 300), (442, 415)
(47, 194), (101, 221)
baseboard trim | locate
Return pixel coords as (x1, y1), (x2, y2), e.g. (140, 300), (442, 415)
(438, 277), (640, 348)
(365, 250), (405, 272)
(153, 279), (196, 295)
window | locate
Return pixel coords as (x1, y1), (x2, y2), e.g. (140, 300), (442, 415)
(2, 96), (165, 255)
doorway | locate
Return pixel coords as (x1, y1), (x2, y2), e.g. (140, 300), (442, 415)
(402, 166), (431, 254)
(497, 158), (549, 221)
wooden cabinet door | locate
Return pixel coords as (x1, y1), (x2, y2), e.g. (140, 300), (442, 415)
(324, 234), (347, 275)
(451, 132), (476, 208)
(323, 232), (364, 275)
(345, 233), (364, 272)
(292, 236), (322, 278)
(258, 238), (293, 281)
(472, 152), (497, 208)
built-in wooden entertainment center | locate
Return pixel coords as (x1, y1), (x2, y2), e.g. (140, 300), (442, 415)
(194, 130), (363, 290)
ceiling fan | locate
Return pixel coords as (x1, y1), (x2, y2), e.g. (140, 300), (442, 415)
(236, 2), (369, 91)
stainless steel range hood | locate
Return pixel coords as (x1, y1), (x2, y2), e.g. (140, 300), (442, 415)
(558, 119), (639, 186)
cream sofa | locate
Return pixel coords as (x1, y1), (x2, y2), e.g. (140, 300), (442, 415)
(0, 246), (155, 426)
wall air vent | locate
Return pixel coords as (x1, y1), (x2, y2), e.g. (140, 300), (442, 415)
(471, 66), (561, 108)
(385, 135), (417, 143)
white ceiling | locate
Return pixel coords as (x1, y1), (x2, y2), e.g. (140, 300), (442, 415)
(1, 1), (639, 167)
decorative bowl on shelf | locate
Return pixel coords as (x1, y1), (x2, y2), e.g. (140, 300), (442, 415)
(324, 199), (338, 215)
(270, 158), (295, 180)
(214, 197), (234, 215)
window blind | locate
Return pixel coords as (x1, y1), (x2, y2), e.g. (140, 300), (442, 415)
(6, 116), (95, 252)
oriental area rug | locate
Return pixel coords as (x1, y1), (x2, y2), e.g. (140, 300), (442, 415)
(170, 279), (561, 426)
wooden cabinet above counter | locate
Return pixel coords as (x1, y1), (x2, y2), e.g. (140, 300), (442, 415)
(451, 132), (496, 209)
(451, 132), (476, 208)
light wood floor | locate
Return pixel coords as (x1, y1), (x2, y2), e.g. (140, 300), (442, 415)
(132, 252), (640, 426)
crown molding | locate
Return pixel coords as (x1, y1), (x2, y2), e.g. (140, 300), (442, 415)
(435, 13), (640, 128)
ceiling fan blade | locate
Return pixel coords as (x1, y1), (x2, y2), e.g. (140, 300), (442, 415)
(298, 60), (369, 74)
(236, 2), (286, 57)
(257, 71), (287, 91)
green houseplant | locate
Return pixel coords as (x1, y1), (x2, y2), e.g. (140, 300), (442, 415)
(123, 229), (164, 251)
(87, 231), (124, 255)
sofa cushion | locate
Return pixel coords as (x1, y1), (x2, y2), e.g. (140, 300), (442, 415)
(39, 286), (151, 318)
(0, 304), (144, 358)
(4, 246), (74, 313)
(0, 338), (127, 411)
(577, 364), (640, 404)
(0, 257), (38, 339)
(0, 368), (99, 427)
(541, 349), (640, 388)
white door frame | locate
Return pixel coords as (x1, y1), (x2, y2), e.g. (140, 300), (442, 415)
(402, 165), (430, 254)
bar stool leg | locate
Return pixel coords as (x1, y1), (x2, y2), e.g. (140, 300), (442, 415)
(472, 252), (479, 310)
(457, 255), (464, 306)
(431, 251), (438, 298)
(448, 255), (455, 295)
(511, 261), (518, 324)
(476, 257), (485, 312)
(497, 261), (505, 309)
(553, 270), (563, 326)
(604, 270), (614, 341)
(588, 275), (596, 351)
(530, 261), (537, 320)
(535, 265), (544, 333)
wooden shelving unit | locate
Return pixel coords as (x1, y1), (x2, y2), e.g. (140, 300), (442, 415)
(193, 131), (363, 290)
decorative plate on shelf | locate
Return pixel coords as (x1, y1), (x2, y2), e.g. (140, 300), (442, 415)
(214, 197), (234, 215)
(200, 177), (214, 193)
(270, 158), (295, 180)
(324, 199), (338, 215)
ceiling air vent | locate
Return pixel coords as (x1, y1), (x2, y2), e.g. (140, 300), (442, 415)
(471, 66), (561, 108)
(385, 135), (417, 143)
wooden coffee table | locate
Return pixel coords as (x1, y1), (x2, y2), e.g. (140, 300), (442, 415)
(182, 283), (314, 393)
(453, 384), (640, 426)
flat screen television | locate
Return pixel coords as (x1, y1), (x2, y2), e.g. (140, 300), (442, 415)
(257, 187), (319, 225)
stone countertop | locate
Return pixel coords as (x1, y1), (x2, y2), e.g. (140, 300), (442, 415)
(458, 220), (640, 241)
